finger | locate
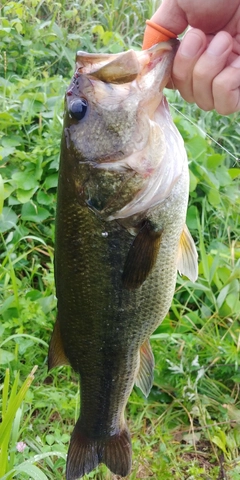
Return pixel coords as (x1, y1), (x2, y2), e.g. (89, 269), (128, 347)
(171, 29), (208, 102)
(192, 32), (233, 110)
(151, 0), (188, 35)
(212, 56), (240, 114)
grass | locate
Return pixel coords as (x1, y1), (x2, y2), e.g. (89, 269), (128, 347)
(0, 0), (240, 479)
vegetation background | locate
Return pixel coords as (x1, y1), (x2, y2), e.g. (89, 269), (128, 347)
(0, 0), (239, 479)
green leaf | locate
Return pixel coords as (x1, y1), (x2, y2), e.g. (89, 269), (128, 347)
(38, 294), (56, 314)
(17, 188), (38, 203)
(44, 173), (58, 189)
(186, 136), (207, 161)
(189, 170), (199, 192)
(21, 203), (50, 222)
(218, 302), (232, 317)
(0, 112), (15, 123)
(206, 153), (224, 169)
(186, 205), (199, 230)
(37, 190), (55, 205)
(25, 289), (43, 301)
(0, 349), (15, 364)
(0, 146), (16, 159)
(91, 24), (105, 36)
(0, 207), (18, 232)
(228, 168), (240, 179)
(12, 171), (38, 190)
(217, 283), (229, 310)
(46, 434), (55, 445)
(1, 135), (22, 147)
(226, 295), (240, 311)
(0, 296), (15, 314)
(14, 463), (48, 480)
(207, 188), (221, 206)
(212, 435), (227, 454)
(215, 167), (232, 187)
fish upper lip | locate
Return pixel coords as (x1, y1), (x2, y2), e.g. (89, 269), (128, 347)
(147, 38), (179, 53)
(137, 39), (179, 74)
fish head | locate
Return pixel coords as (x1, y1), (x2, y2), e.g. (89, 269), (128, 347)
(63, 40), (178, 165)
(61, 40), (186, 220)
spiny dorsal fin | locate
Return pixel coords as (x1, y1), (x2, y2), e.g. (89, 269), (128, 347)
(48, 317), (69, 371)
(135, 339), (155, 397)
(176, 224), (198, 282)
(122, 221), (163, 290)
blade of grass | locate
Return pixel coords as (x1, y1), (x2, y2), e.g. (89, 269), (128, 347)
(8, 407), (23, 472)
(0, 366), (38, 477)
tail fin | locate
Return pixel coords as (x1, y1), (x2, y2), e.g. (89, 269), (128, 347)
(101, 428), (132, 477)
(66, 420), (132, 480)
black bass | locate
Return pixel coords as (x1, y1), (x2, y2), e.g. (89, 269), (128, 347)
(48, 40), (198, 480)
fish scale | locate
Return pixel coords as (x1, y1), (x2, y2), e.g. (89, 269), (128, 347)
(48, 40), (198, 479)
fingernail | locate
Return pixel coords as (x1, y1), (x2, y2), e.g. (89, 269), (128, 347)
(207, 34), (231, 56)
(179, 31), (203, 58)
(231, 56), (240, 68)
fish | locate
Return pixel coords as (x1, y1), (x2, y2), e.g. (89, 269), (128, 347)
(48, 39), (198, 480)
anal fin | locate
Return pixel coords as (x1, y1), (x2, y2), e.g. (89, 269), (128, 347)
(135, 339), (155, 397)
(177, 224), (198, 282)
(48, 317), (69, 370)
(66, 419), (132, 479)
(122, 220), (162, 290)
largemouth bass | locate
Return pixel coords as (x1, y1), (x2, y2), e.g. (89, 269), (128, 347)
(48, 40), (198, 480)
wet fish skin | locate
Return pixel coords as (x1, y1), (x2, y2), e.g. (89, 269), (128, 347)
(48, 40), (198, 480)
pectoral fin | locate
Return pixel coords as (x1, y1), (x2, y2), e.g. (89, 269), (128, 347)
(122, 221), (162, 290)
(177, 224), (198, 282)
(48, 317), (69, 370)
(135, 339), (155, 397)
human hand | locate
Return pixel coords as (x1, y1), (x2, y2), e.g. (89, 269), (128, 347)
(171, 29), (240, 115)
(148, 0), (240, 114)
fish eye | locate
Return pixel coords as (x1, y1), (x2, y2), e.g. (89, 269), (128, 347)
(69, 99), (88, 121)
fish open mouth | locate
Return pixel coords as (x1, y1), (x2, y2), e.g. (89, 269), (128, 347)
(74, 39), (179, 87)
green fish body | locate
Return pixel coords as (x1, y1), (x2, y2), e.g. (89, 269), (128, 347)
(49, 41), (198, 480)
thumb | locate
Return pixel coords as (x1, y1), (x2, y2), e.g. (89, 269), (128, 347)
(151, 0), (188, 35)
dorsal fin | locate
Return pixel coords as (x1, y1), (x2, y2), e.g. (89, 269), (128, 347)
(176, 224), (198, 282)
(122, 221), (163, 290)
